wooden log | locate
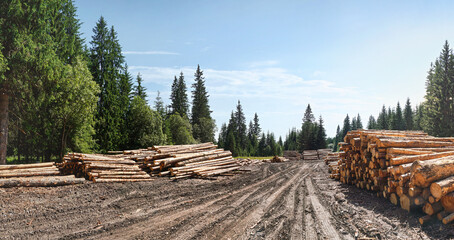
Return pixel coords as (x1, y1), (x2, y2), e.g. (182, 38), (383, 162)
(0, 176), (85, 188)
(431, 175), (454, 199)
(95, 175), (151, 179)
(419, 215), (434, 225)
(423, 201), (443, 215)
(377, 139), (454, 148)
(443, 212), (454, 224)
(409, 187), (422, 197)
(437, 210), (449, 221)
(0, 162), (54, 170)
(390, 193), (399, 205)
(411, 156), (454, 188)
(387, 148), (433, 156)
(414, 196), (426, 206)
(400, 194), (419, 212)
(390, 151), (454, 166)
(94, 178), (154, 183)
(0, 170), (60, 178)
(441, 192), (454, 212)
(159, 149), (225, 169)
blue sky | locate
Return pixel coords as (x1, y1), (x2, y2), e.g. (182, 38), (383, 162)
(74, 0), (454, 138)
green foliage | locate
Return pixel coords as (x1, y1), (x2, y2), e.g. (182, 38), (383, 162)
(341, 114), (351, 140)
(135, 73), (147, 101)
(154, 91), (166, 120)
(166, 113), (195, 145)
(191, 65), (215, 142)
(423, 41), (454, 136)
(127, 96), (165, 148)
(284, 128), (300, 151)
(391, 102), (405, 130)
(170, 72), (189, 117)
(367, 115), (377, 129)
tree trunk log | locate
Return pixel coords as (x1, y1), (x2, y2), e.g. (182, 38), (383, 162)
(410, 156), (454, 187)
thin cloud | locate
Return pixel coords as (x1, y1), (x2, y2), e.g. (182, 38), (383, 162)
(123, 51), (179, 55)
(247, 60), (279, 68)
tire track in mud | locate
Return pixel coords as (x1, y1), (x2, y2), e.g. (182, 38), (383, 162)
(216, 165), (308, 240)
(77, 163), (302, 240)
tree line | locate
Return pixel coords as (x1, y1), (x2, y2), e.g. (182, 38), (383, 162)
(217, 101), (284, 157)
(283, 104), (327, 152)
(0, 1), (216, 164)
(333, 41), (454, 150)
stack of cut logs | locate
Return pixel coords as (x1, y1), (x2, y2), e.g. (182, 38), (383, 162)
(271, 156), (289, 162)
(59, 153), (152, 183)
(325, 152), (340, 177)
(0, 162), (84, 187)
(303, 150), (319, 160)
(332, 129), (454, 225)
(60, 143), (239, 181)
(283, 151), (302, 161)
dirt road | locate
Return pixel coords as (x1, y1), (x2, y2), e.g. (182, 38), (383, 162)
(1, 160), (453, 239)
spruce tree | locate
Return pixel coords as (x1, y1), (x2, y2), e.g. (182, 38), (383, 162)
(301, 104), (315, 151)
(367, 115), (377, 129)
(234, 100), (247, 151)
(316, 116), (327, 149)
(356, 114), (363, 129)
(342, 114), (351, 139)
(333, 125), (341, 151)
(135, 73), (147, 101)
(351, 117), (357, 130)
(154, 91), (166, 120)
(118, 64), (133, 149)
(376, 105), (388, 130)
(424, 41), (454, 136)
(404, 98), (413, 130)
(170, 72), (189, 117)
(90, 17), (124, 152)
(392, 102), (405, 130)
(252, 113), (261, 139)
(191, 65), (215, 142)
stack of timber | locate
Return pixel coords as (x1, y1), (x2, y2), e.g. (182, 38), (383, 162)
(0, 162), (85, 187)
(303, 150), (319, 161)
(283, 151), (302, 161)
(335, 129), (454, 225)
(59, 153), (152, 183)
(317, 148), (333, 161)
(271, 156), (289, 163)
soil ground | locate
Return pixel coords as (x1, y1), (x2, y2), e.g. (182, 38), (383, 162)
(1, 160), (454, 239)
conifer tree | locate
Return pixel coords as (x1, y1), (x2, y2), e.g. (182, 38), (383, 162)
(376, 105), (388, 130)
(118, 64), (133, 149)
(404, 98), (413, 130)
(234, 100), (247, 150)
(191, 65), (215, 142)
(391, 102), (405, 130)
(300, 104), (315, 151)
(424, 41), (454, 136)
(135, 73), (147, 101)
(170, 72), (189, 117)
(356, 114), (363, 129)
(351, 117), (357, 130)
(342, 114), (351, 139)
(333, 125), (341, 151)
(154, 91), (166, 120)
(316, 116), (327, 149)
(90, 17), (124, 152)
(367, 115), (377, 129)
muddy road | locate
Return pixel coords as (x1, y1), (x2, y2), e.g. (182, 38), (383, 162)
(1, 160), (453, 239)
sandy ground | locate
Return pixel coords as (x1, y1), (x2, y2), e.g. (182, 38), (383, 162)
(1, 160), (454, 239)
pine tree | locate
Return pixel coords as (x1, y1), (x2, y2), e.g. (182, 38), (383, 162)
(301, 104), (315, 151)
(191, 65), (215, 142)
(376, 105), (388, 130)
(414, 104), (424, 130)
(90, 17), (124, 152)
(356, 114), (363, 129)
(118, 64), (133, 149)
(333, 125), (341, 151)
(135, 73), (147, 101)
(424, 41), (454, 136)
(404, 98), (413, 130)
(234, 100), (247, 151)
(251, 113), (261, 139)
(342, 114), (351, 139)
(367, 115), (377, 129)
(154, 91), (166, 120)
(391, 102), (405, 130)
(170, 72), (189, 117)
(351, 117), (357, 130)
(316, 116), (327, 149)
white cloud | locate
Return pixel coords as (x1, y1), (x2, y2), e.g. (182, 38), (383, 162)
(122, 51), (179, 55)
(247, 60), (279, 68)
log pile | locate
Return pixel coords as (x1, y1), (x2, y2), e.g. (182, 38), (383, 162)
(303, 150), (319, 161)
(334, 129), (454, 225)
(0, 162), (84, 187)
(317, 148), (332, 161)
(271, 156), (289, 162)
(283, 151), (302, 161)
(60, 143), (240, 181)
(59, 153), (152, 183)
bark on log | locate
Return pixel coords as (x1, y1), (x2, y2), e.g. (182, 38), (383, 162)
(423, 201), (443, 215)
(430, 175), (454, 199)
(410, 156), (454, 188)
(443, 212), (454, 224)
(441, 192), (454, 212)
(0, 176), (85, 188)
(389, 151), (454, 166)
(0, 162), (54, 170)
